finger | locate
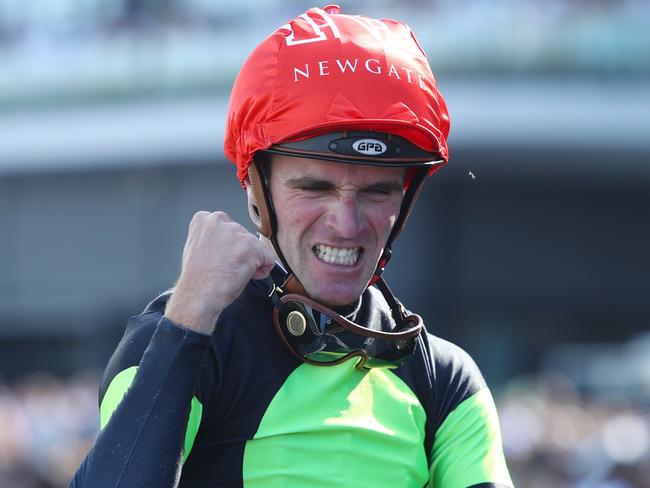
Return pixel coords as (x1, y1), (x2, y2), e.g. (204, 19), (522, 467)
(252, 261), (275, 280)
(251, 243), (277, 280)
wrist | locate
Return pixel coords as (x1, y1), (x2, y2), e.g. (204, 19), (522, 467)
(165, 289), (224, 335)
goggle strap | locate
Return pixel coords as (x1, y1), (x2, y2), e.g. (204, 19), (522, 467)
(387, 166), (429, 243)
(374, 276), (409, 328)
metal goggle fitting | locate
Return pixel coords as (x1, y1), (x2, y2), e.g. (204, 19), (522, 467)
(271, 287), (423, 370)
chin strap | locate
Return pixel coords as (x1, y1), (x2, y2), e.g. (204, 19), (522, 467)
(374, 275), (410, 329)
(368, 247), (392, 286)
(249, 157), (307, 295)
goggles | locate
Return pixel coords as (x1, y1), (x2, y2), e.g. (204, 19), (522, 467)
(271, 284), (423, 370)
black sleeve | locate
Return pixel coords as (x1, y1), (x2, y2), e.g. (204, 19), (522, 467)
(422, 335), (514, 488)
(70, 316), (211, 488)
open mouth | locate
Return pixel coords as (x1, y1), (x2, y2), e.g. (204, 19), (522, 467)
(313, 244), (361, 267)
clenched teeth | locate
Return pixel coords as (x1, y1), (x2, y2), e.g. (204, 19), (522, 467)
(313, 244), (360, 266)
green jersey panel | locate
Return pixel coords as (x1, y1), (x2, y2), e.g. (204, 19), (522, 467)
(243, 362), (429, 487)
(430, 388), (513, 488)
(100, 365), (203, 464)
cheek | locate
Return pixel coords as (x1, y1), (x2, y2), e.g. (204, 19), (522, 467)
(276, 199), (321, 241)
(367, 202), (402, 238)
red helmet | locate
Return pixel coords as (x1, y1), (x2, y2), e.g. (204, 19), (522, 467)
(224, 5), (450, 292)
(224, 4), (450, 184)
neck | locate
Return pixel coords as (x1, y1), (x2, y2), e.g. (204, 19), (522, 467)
(331, 297), (362, 320)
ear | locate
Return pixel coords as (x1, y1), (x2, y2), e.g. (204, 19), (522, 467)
(245, 176), (263, 229)
(245, 166), (273, 237)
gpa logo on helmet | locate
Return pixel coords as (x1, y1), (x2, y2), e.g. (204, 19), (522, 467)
(352, 139), (388, 156)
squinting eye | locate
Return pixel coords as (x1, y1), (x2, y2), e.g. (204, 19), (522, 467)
(302, 185), (330, 192)
(365, 187), (394, 196)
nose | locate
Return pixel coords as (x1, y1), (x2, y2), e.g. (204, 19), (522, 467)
(327, 194), (364, 239)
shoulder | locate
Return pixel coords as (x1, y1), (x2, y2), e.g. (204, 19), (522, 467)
(422, 331), (487, 395)
(363, 286), (487, 420)
(400, 331), (513, 486)
(362, 285), (486, 406)
(421, 334), (513, 487)
(98, 290), (172, 401)
(395, 326), (488, 432)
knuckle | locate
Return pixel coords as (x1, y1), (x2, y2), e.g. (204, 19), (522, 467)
(190, 210), (208, 224)
(209, 210), (229, 221)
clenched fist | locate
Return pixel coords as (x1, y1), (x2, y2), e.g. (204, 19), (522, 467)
(165, 211), (276, 334)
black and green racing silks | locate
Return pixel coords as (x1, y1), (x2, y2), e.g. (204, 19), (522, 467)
(73, 273), (513, 487)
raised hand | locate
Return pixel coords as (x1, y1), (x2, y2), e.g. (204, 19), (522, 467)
(165, 211), (276, 334)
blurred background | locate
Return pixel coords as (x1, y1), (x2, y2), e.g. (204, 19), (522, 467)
(0, 0), (648, 486)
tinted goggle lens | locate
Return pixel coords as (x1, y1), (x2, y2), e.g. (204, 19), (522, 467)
(273, 293), (422, 369)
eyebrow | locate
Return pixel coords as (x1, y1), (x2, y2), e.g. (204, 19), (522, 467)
(285, 176), (403, 193)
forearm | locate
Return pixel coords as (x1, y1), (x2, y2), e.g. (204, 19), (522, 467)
(71, 317), (211, 488)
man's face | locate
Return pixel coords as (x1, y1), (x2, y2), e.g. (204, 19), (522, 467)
(267, 155), (404, 307)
